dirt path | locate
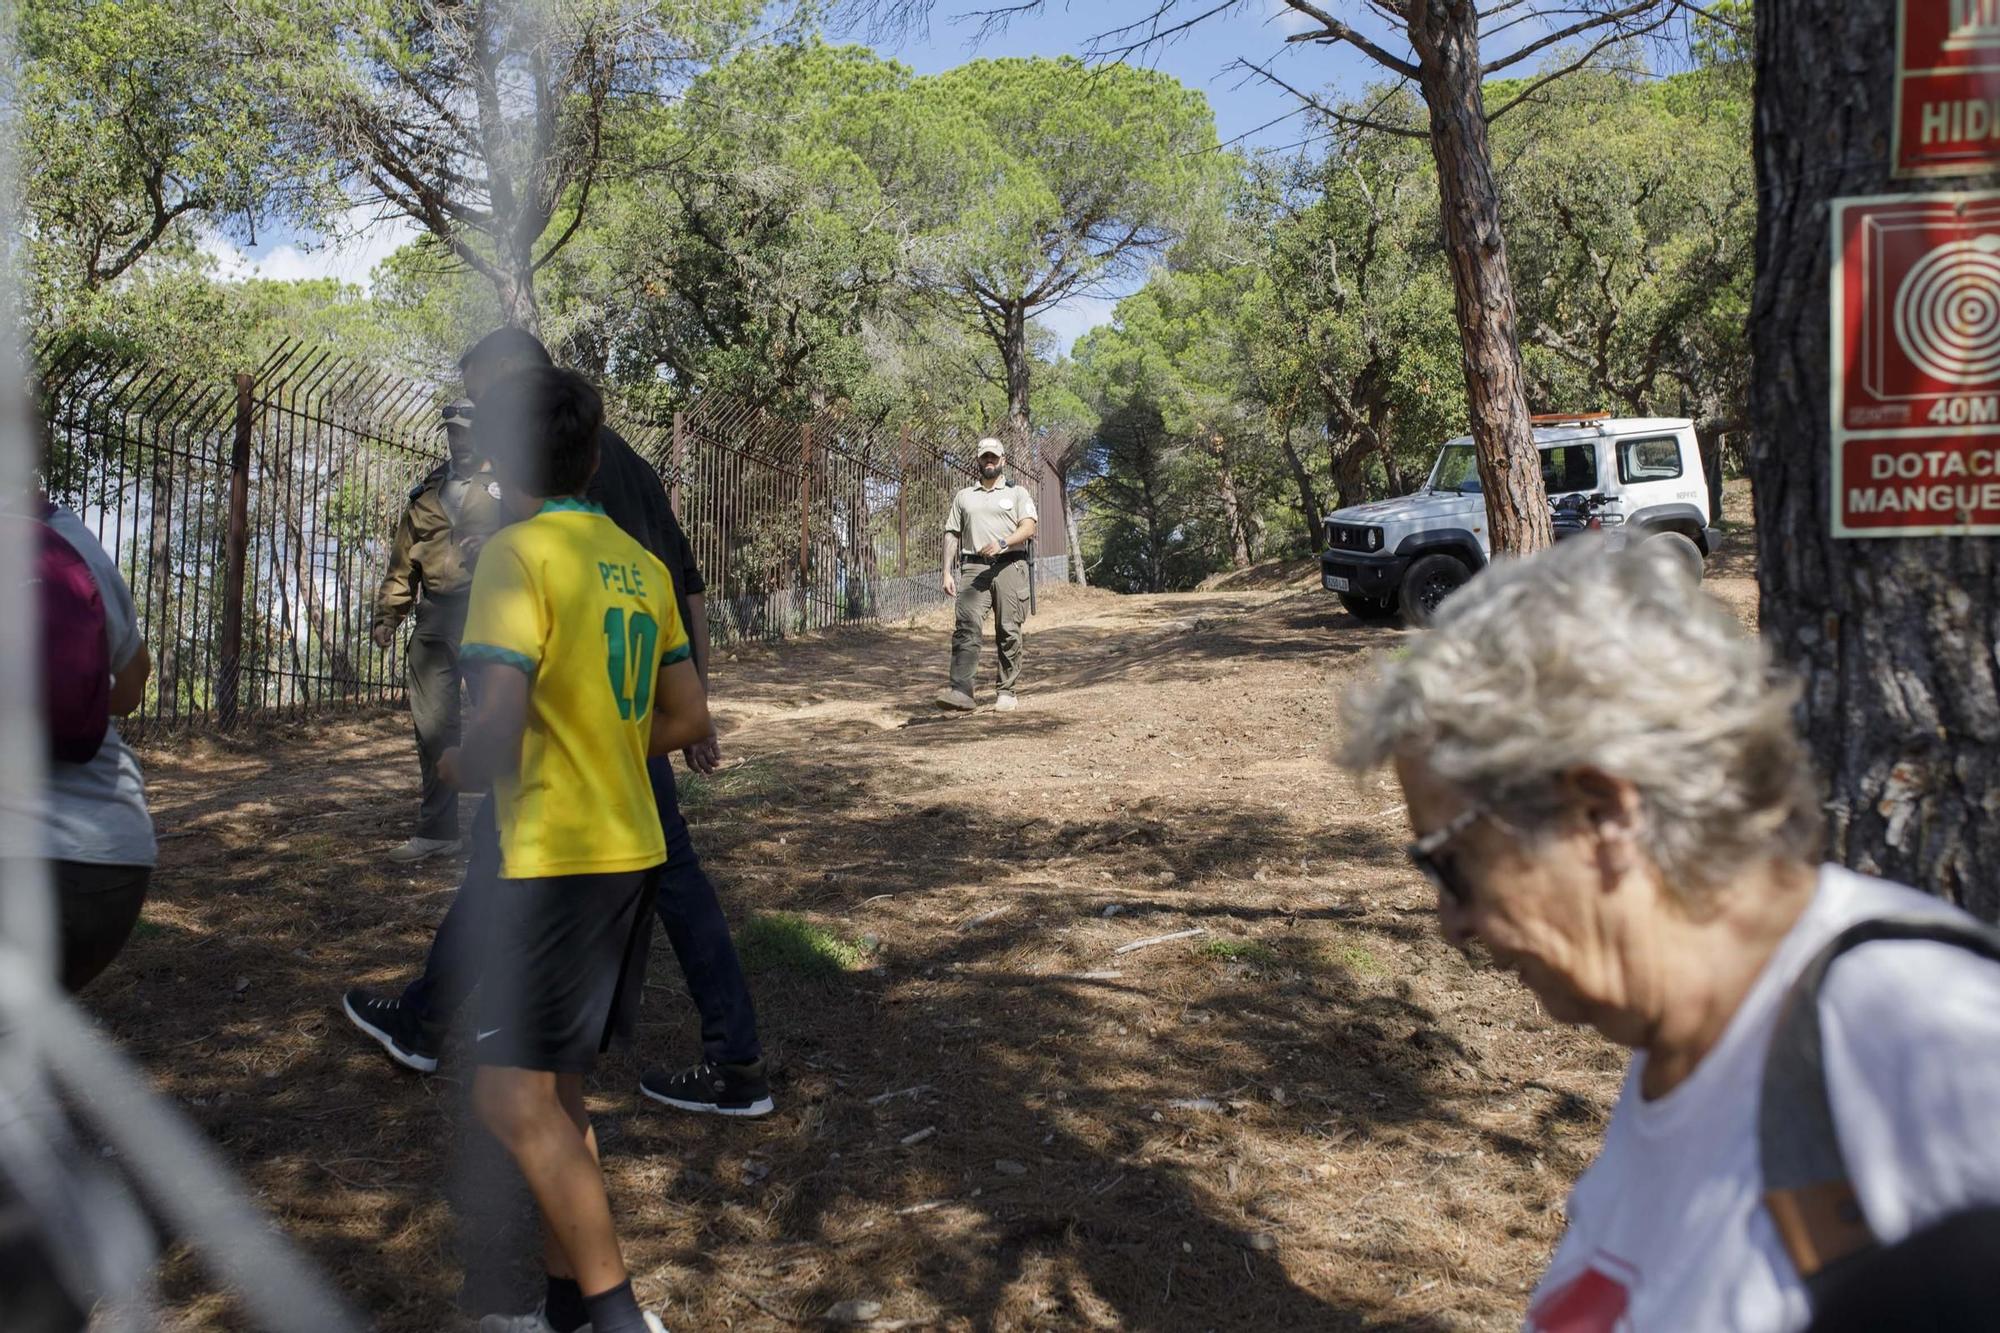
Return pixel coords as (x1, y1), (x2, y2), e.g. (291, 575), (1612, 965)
(113, 499), (1758, 1331)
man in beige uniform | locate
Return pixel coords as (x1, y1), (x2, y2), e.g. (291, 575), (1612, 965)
(370, 401), (507, 862)
(939, 437), (1038, 712)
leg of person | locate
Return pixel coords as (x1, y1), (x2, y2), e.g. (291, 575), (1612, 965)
(54, 861), (150, 992)
(637, 759), (772, 1118)
(939, 564), (988, 709)
(343, 793), (500, 1073)
(992, 558), (1029, 711)
(394, 599), (464, 860)
(472, 870), (664, 1333)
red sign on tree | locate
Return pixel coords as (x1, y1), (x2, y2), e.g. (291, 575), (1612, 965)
(1896, 1), (2000, 178)
(1831, 191), (2000, 536)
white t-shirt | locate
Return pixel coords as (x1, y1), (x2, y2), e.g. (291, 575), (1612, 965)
(34, 506), (156, 866)
(1527, 865), (2000, 1333)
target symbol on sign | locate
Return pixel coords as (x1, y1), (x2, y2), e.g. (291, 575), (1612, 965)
(1892, 234), (2000, 386)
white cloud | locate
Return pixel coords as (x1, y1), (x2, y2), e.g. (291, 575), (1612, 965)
(201, 205), (425, 292)
(1039, 292), (1121, 355)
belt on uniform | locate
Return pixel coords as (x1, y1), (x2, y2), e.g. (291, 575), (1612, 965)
(960, 551), (1026, 565)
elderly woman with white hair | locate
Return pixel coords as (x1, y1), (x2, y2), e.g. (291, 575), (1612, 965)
(1340, 539), (2000, 1333)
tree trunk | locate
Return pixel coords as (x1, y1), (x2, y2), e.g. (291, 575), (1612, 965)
(1409, 3), (1550, 553)
(1058, 470), (1088, 586)
(1212, 433), (1252, 569)
(1752, 0), (2000, 919)
(1002, 300), (1031, 442)
(1278, 428), (1325, 546)
(494, 262), (541, 334)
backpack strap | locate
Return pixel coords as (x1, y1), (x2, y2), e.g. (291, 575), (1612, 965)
(1760, 912), (2000, 1306)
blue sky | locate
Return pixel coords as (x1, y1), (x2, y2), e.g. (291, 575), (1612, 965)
(213, 1), (1394, 351)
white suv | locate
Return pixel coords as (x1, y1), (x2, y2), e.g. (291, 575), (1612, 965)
(1320, 416), (1720, 625)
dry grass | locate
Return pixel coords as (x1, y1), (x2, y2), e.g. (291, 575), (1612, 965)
(104, 489), (1760, 1330)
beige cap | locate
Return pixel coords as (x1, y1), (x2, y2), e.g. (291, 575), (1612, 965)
(975, 437), (1005, 460)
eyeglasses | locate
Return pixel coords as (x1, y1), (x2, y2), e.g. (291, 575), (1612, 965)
(1405, 804), (1491, 907)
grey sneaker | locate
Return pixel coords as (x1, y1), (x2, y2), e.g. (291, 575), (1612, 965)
(935, 687), (976, 711)
(478, 1308), (573, 1333)
(385, 836), (463, 864)
(994, 692), (1019, 712)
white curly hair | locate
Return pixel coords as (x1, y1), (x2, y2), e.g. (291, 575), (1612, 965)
(1340, 538), (1823, 903)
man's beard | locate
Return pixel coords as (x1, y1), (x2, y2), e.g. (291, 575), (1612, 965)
(981, 464), (1002, 479)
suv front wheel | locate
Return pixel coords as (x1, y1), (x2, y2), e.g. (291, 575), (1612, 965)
(1646, 530), (1705, 585)
(1399, 553), (1471, 627)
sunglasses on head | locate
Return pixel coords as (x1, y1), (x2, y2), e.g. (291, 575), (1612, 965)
(1405, 803), (1491, 906)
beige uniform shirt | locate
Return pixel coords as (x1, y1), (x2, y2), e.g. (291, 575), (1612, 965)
(946, 481), (1038, 555)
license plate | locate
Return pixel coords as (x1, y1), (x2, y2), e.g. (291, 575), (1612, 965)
(1324, 573), (1351, 593)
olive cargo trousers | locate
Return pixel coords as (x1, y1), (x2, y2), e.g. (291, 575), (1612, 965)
(950, 554), (1029, 696)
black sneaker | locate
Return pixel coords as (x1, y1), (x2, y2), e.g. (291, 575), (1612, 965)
(341, 987), (441, 1073)
(639, 1060), (775, 1117)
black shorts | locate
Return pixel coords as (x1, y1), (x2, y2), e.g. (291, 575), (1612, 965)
(469, 868), (659, 1073)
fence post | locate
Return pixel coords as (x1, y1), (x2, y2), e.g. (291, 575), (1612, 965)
(670, 410), (686, 516)
(897, 423), (910, 581)
(217, 372), (253, 729)
(798, 421), (813, 580)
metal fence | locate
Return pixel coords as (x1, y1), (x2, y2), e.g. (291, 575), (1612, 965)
(36, 340), (1069, 738)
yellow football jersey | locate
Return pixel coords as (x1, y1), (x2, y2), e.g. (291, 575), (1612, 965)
(460, 498), (688, 878)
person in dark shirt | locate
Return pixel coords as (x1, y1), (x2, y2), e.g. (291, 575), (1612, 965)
(341, 329), (771, 1122)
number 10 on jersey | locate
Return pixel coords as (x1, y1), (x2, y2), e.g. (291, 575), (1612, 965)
(603, 608), (659, 720)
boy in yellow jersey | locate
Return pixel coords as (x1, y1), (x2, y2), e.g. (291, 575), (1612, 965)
(438, 367), (709, 1333)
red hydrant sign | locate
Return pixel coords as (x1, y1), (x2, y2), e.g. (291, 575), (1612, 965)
(1831, 191), (2000, 536)
(1896, 1), (2000, 178)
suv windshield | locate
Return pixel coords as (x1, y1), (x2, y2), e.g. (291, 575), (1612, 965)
(1428, 442), (1601, 495)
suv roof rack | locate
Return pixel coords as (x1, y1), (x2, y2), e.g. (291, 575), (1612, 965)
(1530, 411), (1613, 426)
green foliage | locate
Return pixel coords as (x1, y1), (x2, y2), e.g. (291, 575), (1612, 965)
(1200, 937), (1278, 965)
(736, 912), (864, 977)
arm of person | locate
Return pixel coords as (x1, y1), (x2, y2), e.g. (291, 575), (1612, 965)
(442, 661), (529, 793)
(1823, 933), (2000, 1245)
(681, 591), (722, 774)
(942, 534), (959, 595)
(108, 640), (151, 716)
(649, 656), (711, 756)
(372, 506), (421, 647)
(982, 515), (1038, 558)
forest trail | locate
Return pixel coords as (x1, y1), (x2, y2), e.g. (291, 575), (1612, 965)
(116, 489), (1757, 1331)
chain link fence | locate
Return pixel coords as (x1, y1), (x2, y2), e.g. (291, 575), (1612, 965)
(37, 340), (1070, 739)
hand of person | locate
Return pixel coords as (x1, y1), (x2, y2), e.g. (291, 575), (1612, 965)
(437, 746), (463, 789)
(371, 623), (396, 650)
(979, 540), (1006, 558)
(943, 570), (957, 597)
(683, 729), (722, 775)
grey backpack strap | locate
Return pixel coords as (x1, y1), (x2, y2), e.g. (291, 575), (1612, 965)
(1759, 912), (2000, 1306)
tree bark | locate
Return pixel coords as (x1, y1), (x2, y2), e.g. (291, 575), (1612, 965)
(1752, 0), (2000, 919)
(1057, 470), (1088, 586)
(1211, 432), (1252, 568)
(1277, 428), (1325, 546)
(1002, 299), (1031, 442)
(1408, 2), (1550, 553)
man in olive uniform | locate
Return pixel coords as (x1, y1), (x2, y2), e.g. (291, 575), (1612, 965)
(938, 437), (1038, 713)
(371, 401), (507, 863)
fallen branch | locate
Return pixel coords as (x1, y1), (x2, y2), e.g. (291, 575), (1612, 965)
(867, 1083), (933, 1106)
(1114, 927), (1206, 955)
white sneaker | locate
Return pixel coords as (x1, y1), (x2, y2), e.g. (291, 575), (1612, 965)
(385, 836), (463, 864)
(994, 692), (1019, 713)
(935, 687), (976, 711)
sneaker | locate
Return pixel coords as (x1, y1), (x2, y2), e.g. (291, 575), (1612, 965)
(640, 1059), (775, 1118)
(478, 1309), (576, 1333)
(935, 687), (976, 711)
(386, 835), (463, 864)
(341, 987), (441, 1073)
(477, 1303), (664, 1333)
(994, 692), (1019, 712)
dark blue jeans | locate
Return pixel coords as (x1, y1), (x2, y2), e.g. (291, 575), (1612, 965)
(401, 756), (762, 1066)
